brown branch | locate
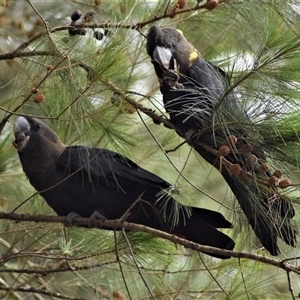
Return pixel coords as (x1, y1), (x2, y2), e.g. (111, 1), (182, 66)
(286, 270), (296, 300)
(121, 228), (155, 299)
(0, 284), (87, 300)
(0, 50), (55, 60)
(0, 260), (117, 275)
(26, 0), (63, 56)
(198, 253), (228, 297)
(0, 212), (299, 274)
(102, 79), (175, 130)
(114, 230), (132, 300)
(0, 0), (229, 62)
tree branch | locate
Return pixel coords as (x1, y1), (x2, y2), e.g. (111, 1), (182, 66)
(0, 212), (299, 274)
(0, 284), (87, 300)
(0, 0), (229, 62)
(102, 80), (175, 130)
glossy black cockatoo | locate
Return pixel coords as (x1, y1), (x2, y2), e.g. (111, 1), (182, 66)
(13, 116), (235, 259)
(146, 25), (297, 256)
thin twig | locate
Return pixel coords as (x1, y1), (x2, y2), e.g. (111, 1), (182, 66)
(114, 230), (132, 300)
(0, 284), (87, 300)
(198, 253), (229, 297)
(286, 270), (296, 300)
(26, 0), (63, 56)
(165, 140), (187, 153)
(136, 110), (231, 209)
(103, 79), (175, 130)
(121, 229), (155, 299)
(118, 193), (144, 222)
(238, 258), (250, 300)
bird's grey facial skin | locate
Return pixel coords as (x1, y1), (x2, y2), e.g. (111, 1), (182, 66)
(153, 46), (172, 69)
(13, 117), (31, 152)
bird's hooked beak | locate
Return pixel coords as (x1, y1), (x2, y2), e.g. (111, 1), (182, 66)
(152, 46), (178, 73)
(13, 117), (31, 152)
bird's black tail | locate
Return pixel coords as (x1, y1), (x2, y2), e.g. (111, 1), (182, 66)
(173, 207), (235, 259)
(222, 168), (296, 255)
(194, 143), (297, 256)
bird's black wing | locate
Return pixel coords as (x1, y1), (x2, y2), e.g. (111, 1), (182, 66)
(57, 146), (171, 190)
(55, 146), (235, 258)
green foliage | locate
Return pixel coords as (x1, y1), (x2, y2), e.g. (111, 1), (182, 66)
(1, 0), (300, 299)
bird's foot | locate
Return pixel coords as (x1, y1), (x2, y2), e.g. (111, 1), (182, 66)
(185, 128), (199, 144)
(89, 210), (106, 228)
(65, 212), (81, 227)
(163, 70), (184, 90)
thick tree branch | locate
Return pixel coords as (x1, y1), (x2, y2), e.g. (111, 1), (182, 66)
(0, 212), (299, 274)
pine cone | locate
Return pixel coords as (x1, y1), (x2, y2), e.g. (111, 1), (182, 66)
(273, 170), (283, 179)
(278, 179), (291, 189)
(177, 0), (188, 9)
(223, 135), (237, 147)
(33, 94), (45, 103)
(71, 10), (82, 22)
(217, 145), (230, 156)
(258, 162), (269, 173)
(84, 10), (96, 22)
(229, 164), (242, 175)
(267, 175), (278, 187)
(205, 0), (219, 10)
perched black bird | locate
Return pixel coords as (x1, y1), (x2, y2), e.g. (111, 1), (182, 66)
(13, 116), (235, 259)
(146, 26), (297, 255)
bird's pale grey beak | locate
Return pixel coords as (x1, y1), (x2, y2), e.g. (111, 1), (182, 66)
(13, 117), (31, 152)
(153, 46), (172, 69)
(153, 46), (179, 74)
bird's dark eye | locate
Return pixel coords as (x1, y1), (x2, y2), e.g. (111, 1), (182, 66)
(172, 42), (176, 48)
(36, 124), (42, 130)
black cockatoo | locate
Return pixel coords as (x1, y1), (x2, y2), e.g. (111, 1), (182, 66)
(13, 116), (235, 259)
(146, 26), (297, 256)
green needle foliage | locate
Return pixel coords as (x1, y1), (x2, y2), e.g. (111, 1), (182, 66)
(1, 0), (300, 299)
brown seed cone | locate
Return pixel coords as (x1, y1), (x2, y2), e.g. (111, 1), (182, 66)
(33, 94), (45, 103)
(46, 64), (53, 71)
(177, 0), (188, 9)
(223, 135), (237, 147)
(238, 144), (252, 153)
(246, 154), (258, 165)
(239, 172), (252, 184)
(278, 179), (291, 189)
(217, 145), (230, 156)
(205, 0), (219, 10)
(273, 170), (283, 179)
(112, 291), (126, 299)
(31, 87), (39, 94)
(259, 162), (269, 173)
(168, 5), (178, 17)
(229, 164), (242, 175)
(84, 10), (96, 22)
(267, 175), (278, 187)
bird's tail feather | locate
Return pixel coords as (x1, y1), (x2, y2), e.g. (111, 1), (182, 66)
(174, 216), (235, 259)
(222, 168), (296, 255)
